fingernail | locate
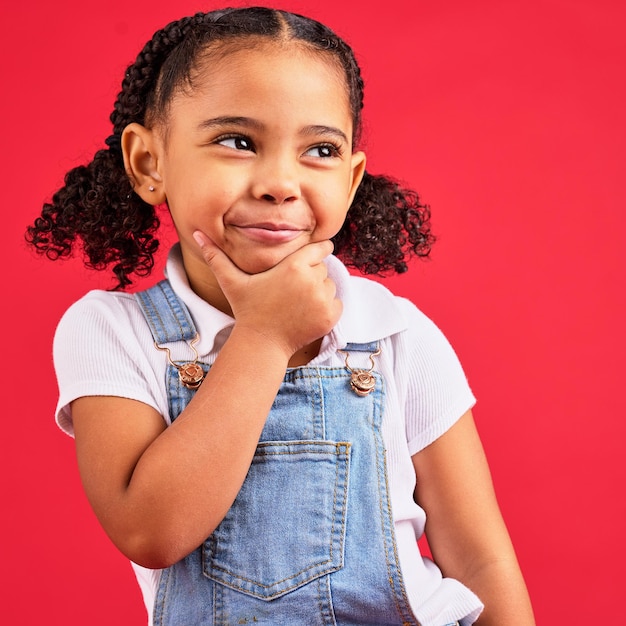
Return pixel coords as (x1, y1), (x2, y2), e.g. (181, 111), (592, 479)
(193, 231), (205, 247)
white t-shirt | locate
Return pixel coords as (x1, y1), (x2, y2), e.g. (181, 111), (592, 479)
(53, 245), (483, 625)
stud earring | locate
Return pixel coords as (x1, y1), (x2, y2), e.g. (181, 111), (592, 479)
(148, 185), (155, 192)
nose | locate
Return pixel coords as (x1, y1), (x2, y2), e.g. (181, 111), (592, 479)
(251, 153), (301, 204)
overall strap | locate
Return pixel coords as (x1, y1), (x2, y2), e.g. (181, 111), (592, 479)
(344, 341), (379, 352)
(134, 279), (198, 344)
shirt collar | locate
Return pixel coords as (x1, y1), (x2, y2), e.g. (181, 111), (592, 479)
(325, 254), (408, 350)
(163, 245), (408, 357)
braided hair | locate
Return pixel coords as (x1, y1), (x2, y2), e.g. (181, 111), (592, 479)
(26, 7), (434, 289)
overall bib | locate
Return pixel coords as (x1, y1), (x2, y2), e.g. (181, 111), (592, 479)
(135, 280), (426, 626)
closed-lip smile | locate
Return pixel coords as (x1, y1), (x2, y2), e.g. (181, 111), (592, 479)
(231, 221), (305, 243)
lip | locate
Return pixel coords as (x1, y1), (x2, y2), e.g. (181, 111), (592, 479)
(231, 222), (305, 244)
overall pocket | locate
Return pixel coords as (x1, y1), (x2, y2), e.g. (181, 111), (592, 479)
(202, 440), (351, 600)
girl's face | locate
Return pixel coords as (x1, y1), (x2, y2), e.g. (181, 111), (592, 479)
(145, 43), (365, 299)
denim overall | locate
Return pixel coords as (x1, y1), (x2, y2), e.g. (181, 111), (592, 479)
(136, 280), (456, 626)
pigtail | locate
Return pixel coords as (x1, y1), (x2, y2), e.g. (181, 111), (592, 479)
(333, 171), (435, 275)
(26, 145), (159, 290)
(25, 12), (211, 290)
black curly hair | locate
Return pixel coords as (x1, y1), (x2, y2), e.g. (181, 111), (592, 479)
(25, 6), (434, 290)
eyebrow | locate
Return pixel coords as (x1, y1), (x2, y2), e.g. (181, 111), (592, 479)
(301, 124), (349, 144)
(197, 116), (264, 132)
(196, 117), (349, 144)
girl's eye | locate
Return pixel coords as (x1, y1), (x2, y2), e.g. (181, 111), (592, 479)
(216, 135), (254, 151)
(304, 143), (342, 158)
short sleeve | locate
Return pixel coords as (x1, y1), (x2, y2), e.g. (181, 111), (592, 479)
(394, 299), (476, 455)
(53, 291), (165, 437)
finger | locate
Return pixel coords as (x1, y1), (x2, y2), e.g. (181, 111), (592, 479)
(192, 230), (244, 286)
(286, 239), (335, 267)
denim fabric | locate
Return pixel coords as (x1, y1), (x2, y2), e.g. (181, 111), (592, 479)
(136, 280), (420, 625)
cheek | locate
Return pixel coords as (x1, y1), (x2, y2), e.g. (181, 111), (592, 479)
(313, 195), (350, 237)
(330, 178), (355, 221)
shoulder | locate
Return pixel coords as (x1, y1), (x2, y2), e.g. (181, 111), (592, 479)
(332, 263), (410, 343)
(54, 289), (155, 350)
(393, 296), (460, 356)
(53, 289), (166, 436)
(337, 272), (476, 453)
(339, 268), (452, 350)
(385, 299), (476, 454)
(54, 288), (160, 382)
(56, 289), (139, 328)
(54, 289), (153, 365)
(379, 293), (470, 390)
(338, 269), (472, 391)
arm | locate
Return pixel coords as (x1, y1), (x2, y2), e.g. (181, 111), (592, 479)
(412, 410), (535, 625)
(72, 239), (340, 569)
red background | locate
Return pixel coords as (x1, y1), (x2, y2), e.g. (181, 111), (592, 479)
(2, 0), (624, 623)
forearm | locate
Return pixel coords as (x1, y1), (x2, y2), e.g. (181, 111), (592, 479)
(413, 412), (535, 625)
(461, 556), (535, 625)
(93, 326), (291, 567)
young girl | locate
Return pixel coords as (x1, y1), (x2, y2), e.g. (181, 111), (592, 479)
(27, 7), (534, 625)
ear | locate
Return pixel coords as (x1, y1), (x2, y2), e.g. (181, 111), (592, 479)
(347, 150), (367, 206)
(121, 123), (166, 205)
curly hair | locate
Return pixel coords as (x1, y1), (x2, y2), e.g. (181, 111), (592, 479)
(25, 7), (434, 289)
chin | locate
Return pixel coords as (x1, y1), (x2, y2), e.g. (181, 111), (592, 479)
(229, 244), (304, 275)
(232, 254), (285, 275)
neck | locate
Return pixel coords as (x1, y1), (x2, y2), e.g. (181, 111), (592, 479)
(182, 249), (234, 317)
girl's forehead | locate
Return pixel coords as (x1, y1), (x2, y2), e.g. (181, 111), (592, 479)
(165, 40), (352, 125)
(190, 40), (348, 99)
